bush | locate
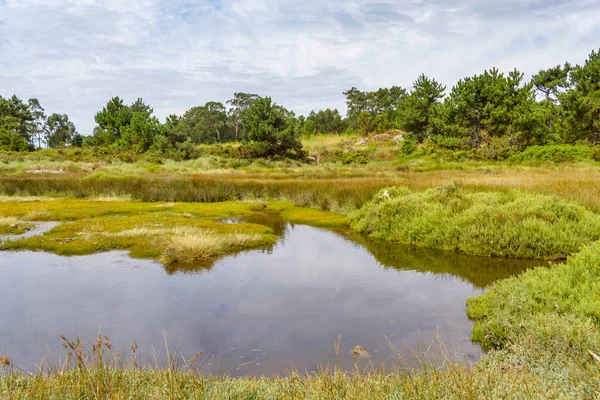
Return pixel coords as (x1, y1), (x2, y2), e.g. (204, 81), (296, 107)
(467, 239), (600, 350)
(350, 185), (600, 259)
(509, 144), (596, 163)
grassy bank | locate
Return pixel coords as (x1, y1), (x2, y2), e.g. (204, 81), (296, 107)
(0, 199), (345, 265)
(350, 185), (600, 259)
(0, 357), (578, 399)
(466, 241), (600, 398)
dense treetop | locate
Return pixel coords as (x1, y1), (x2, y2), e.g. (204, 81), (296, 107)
(1, 48), (598, 158)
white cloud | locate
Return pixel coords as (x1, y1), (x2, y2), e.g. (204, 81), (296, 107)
(0, 0), (598, 133)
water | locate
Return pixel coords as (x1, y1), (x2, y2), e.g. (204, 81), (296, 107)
(0, 216), (541, 376)
(0, 221), (59, 243)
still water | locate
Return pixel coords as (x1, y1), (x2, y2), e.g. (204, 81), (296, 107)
(0, 215), (540, 376)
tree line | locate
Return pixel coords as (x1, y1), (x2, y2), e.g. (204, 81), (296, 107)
(1, 48), (598, 158)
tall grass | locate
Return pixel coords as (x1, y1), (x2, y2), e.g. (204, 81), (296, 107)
(3, 163), (600, 213)
(350, 185), (600, 259)
(161, 231), (271, 264)
(0, 216), (32, 234)
(1, 334), (586, 399)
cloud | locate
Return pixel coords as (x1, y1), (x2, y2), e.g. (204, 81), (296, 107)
(0, 0), (598, 133)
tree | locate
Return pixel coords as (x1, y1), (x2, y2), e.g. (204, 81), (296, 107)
(120, 112), (162, 153)
(93, 96), (131, 145)
(532, 63), (571, 132)
(71, 133), (84, 147)
(242, 96), (302, 158)
(443, 68), (540, 148)
(533, 64), (571, 102)
(28, 98), (46, 148)
(304, 109), (346, 134)
(398, 74), (446, 142)
(560, 49), (600, 144)
(174, 102), (232, 145)
(91, 97), (162, 151)
(0, 95), (37, 148)
(227, 93), (260, 141)
(343, 86), (407, 128)
(0, 115), (29, 151)
(45, 113), (77, 148)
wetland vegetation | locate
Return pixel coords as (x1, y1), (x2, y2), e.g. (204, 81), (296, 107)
(1, 48), (600, 398)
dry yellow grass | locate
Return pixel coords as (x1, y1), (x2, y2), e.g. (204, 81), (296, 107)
(0, 216), (21, 227)
(0, 195), (56, 203)
(0, 216), (32, 234)
(162, 231), (269, 264)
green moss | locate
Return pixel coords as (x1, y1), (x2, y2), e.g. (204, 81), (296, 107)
(280, 206), (349, 228)
(0, 199), (348, 265)
(350, 185), (600, 259)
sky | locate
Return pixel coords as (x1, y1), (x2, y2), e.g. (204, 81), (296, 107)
(0, 0), (599, 134)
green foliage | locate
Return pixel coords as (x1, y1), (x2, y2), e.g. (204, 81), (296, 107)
(0, 95), (46, 150)
(443, 68), (542, 149)
(302, 108), (346, 134)
(350, 185), (600, 259)
(357, 111), (374, 135)
(241, 97), (303, 158)
(560, 49), (600, 144)
(532, 63), (571, 101)
(398, 74), (445, 142)
(0, 126), (29, 152)
(45, 113), (78, 148)
(168, 102), (232, 145)
(343, 86), (406, 128)
(226, 92), (260, 141)
(467, 239), (600, 353)
(509, 144), (597, 163)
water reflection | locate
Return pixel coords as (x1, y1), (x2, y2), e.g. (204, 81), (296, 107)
(0, 213), (543, 376)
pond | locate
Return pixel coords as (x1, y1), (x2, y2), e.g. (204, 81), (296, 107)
(0, 214), (541, 376)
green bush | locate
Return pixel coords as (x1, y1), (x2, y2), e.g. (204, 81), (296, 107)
(350, 185), (600, 259)
(467, 239), (600, 350)
(509, 144), (596, 163)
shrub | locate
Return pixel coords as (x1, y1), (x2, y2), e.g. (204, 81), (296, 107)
(350, 185), (600, 259)
(509, 144), (596, 163)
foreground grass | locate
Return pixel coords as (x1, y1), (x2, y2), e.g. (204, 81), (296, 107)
(351, 185), (600, 259)
(0, 199), (345, 265)
(0, 360), (582, 399)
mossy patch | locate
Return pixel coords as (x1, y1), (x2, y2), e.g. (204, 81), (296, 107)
(280, 206), (349, 228)
(0, 199), (348, 264)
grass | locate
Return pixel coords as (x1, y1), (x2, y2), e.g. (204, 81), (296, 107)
(350, 185), (600, 259)
(0, 198), (345, 266)
(463, 240), (600, 398)
(467, 240), (600, 351)
(1, 330), (598, 399)
(2, 140), (600, 398)
(0, 216), (32, 234)
(161, 231), (273, 264)
(3, 162), (600, 214)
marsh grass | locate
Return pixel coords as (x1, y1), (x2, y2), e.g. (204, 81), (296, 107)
(351, 185), (600, 259)
(0, 199), (345, 265)
(0, 216), (32, 234)
(0, 333), (582, 400)
(2, 163), (600, 214)
(161, 231), (272, 264)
